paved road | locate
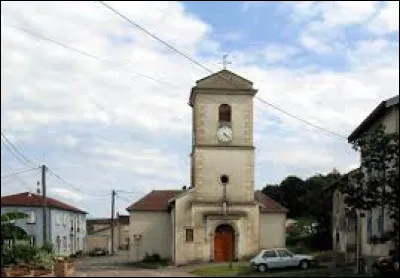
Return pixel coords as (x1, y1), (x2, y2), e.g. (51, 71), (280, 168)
(74, 252), (195, 277)
(75, 269), (195, 277)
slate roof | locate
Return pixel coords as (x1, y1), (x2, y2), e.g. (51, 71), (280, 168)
(1, 192), (87, 214)
(348, 95), (399, 141)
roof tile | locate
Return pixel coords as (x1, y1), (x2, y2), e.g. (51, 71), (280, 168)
(126, 189), (287, 213)
(1, 192), (86, 214)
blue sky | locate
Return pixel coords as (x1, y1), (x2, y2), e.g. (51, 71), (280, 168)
(1, 1), (399, 218)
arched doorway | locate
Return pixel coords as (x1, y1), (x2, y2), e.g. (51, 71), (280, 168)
(214, 224), (235, 262)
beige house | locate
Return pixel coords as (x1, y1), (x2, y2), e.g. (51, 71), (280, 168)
(127, 69), (288, 265)
(86, 214), (130, 254)
(330, 95), (399, 264)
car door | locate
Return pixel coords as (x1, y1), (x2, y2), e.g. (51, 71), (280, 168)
(262, 250), (280, 269)
(276, 249), (297, 268)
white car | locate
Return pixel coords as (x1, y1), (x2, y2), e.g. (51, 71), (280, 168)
(250, 248), (315, 272)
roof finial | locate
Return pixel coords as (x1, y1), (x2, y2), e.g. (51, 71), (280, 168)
(221, 53), (231, 70)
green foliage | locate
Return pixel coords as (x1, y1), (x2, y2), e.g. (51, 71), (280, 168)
(342, 125), (399, 256)
(1, 223), (29, 241)
(40, 242), (54, 254)
(191, 265), (251, 277)
(1, 212), (29, 223)
(13, 244), (38, 264)
(33, 250), (55, 270)
(142, 252), (162, 262)
(1, 245), (14, 267)
(262, 169), (342, 250)
(1, 244), (38, 267)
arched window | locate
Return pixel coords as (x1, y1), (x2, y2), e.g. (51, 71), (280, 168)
(219, 104), (231, 123)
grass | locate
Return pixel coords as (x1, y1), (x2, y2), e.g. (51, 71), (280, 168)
(191, 265), (336, 277)
(191, 264), (371, 277)
(191, 265), (252, 277)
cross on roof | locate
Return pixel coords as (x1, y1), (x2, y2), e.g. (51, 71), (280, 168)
(221, 54), (232, 70)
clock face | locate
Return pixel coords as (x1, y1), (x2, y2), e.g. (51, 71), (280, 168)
(217, 126), (233, 142)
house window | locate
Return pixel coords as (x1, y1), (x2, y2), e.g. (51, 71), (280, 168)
(30, 236), (36, 247)
(367, 211), (372, 241)
(56, 236), (61, 253)
(56, 213), (61, 226)
(63, 215), (67, 226)
(27, 211), (36, 224)
(186, 229), (193, 242)
(377, 213), (383, 236)
(219, 104), (231, 123)
(63, 236), (67, 251)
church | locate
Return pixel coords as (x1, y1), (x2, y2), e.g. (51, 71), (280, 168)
(127, 69), (288, 265)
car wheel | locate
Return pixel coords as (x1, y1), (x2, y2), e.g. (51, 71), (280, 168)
(299, 260), (310, 270)
(258, 264), (268, 273)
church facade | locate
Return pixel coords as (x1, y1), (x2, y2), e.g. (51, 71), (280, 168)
(127, 70), (287, 265)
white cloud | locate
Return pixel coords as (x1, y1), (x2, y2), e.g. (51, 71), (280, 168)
(1, 1), (398, 217)
(263, 45), (300, 63)
(92, 144), (187, 181)
(368, 1), (399, 34)
(288, 1), (397, 53)
(49, 187), (83, 202)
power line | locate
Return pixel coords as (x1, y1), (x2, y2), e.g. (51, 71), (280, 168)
(6, 23), (181, 90)
(99, 1), (347, 140)
(1, 166), (39, 179)
(46, 167), (109, 197)
(116, 194), (132, 204)
(1, 165), (36, 191)
(2, 138), (31, 168)
(1, 134), (37, 168)
(1, 130), (38, 166)
(98, 1), (211, 73)
(254, 97), (347, 139)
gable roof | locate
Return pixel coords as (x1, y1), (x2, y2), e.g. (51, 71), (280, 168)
(254, 190), (288, 213)
(348, 95), (399, 141)
(189, 69), (257, 107)
(126, 190), (183, 212)
(196, 69), (254, 85)
(126, 189), (287, 213)
(1, 192), (87, 214)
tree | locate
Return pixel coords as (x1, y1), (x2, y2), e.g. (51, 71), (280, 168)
(1, 211), (29, 248)
(342, 125), (399, 257)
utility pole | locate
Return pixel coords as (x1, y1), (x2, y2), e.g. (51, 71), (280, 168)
(41, 165), (47, 245)
(111, 190), (116, 255)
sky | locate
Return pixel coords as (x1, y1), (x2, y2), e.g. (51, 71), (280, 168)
(1, 1), (399, 218)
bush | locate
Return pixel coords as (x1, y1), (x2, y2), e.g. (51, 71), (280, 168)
(33, 250), (55, 270)
(40, 242), (54, 254)
(1, 246), (15, 267)
(142, 252), (162, 263)
(12, 244), (38, 264)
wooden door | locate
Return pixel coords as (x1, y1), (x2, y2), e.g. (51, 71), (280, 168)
(214, 225), (235, 262)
